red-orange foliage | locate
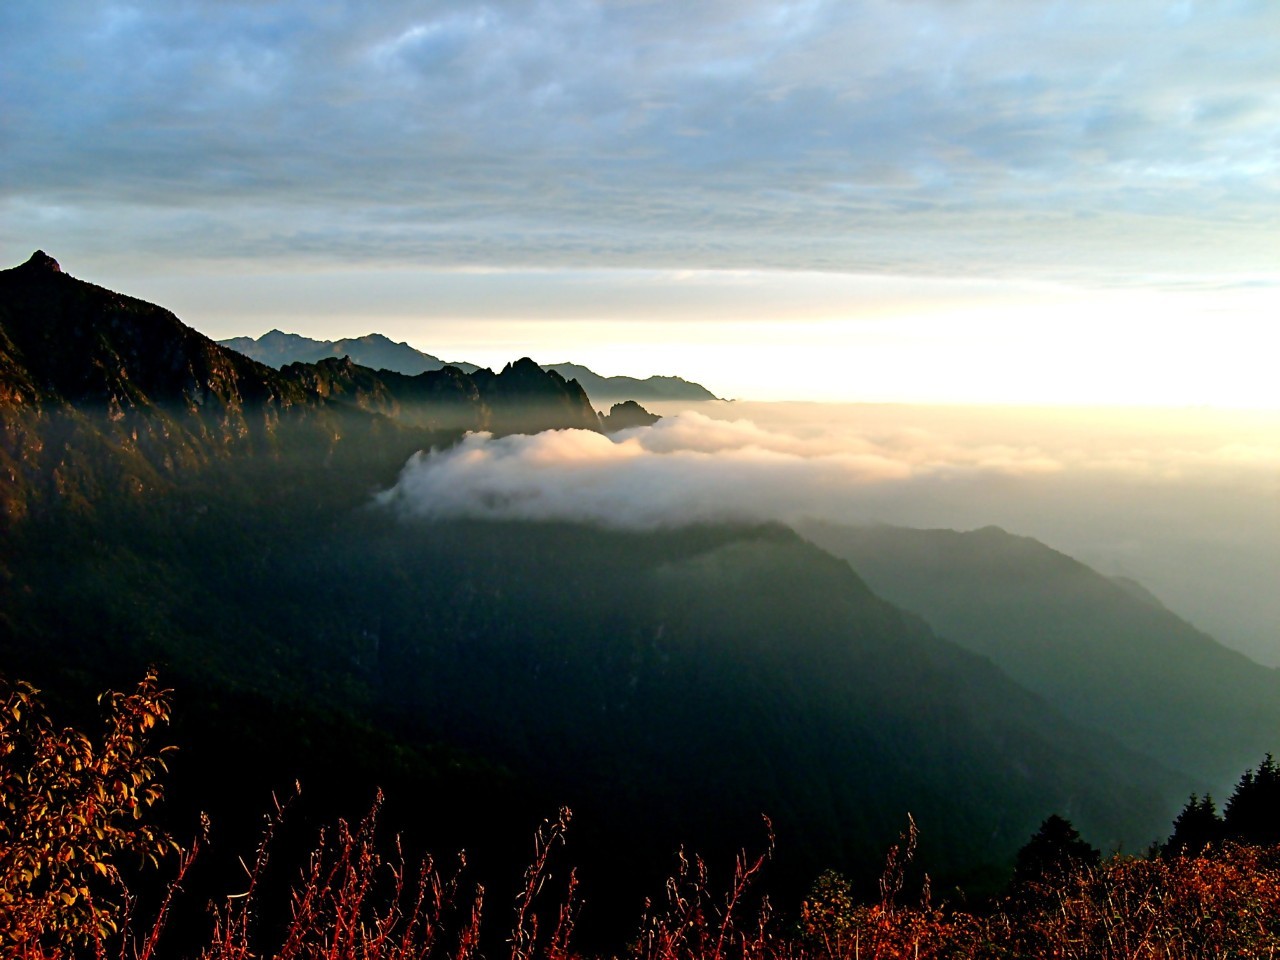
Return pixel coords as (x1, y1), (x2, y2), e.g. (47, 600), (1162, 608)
(797, 835), (1280, 960)
(7, 675), (1280, 960)
(799, 817), (976, 960)
(200, 789), (486, 960)
(634, 817), (774, 960)
(0, 673), (181, 958)
(999, 844), (1280, 959)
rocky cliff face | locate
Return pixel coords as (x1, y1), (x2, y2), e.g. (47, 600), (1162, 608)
(0, 252), (317, 517)
(0, 253), (601, 519)
(0, 251), (308, 417)
(471, 357), (603, 434)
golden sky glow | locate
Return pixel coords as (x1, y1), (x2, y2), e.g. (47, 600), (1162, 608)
(121, 265), (1280, 407)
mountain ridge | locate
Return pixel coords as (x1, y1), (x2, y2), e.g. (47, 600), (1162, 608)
(0, 252), (605, 520)
(220, 330), (720, 402)
(220, 329), (483, 376)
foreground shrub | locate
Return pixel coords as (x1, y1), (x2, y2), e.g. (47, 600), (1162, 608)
(7, 675), (1280, 960)
(799, 818), (978, 960)
(1001, 844), (1280, 959)
(0, 673), (180, 957)
(201, 790), (525, 960)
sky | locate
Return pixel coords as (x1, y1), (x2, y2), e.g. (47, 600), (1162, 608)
(2, 1), (1278, 404)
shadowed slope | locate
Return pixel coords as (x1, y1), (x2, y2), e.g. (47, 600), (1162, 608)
(799, 521), (1280, 792)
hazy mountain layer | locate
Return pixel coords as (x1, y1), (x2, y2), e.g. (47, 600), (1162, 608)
(219, 330), (719, 402)
(0, 490), (1181, 915)
(542, 362), (719, 402)
(350, 519), (1179, 878)
(798, 521), (1280, 792)
(220, 329), (481, 375)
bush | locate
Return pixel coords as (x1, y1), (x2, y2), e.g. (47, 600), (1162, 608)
(0, 671), (181, 956)
(7, 674), (1280, 960)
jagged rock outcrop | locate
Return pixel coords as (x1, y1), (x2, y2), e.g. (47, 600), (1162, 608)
(600, 400), (661, 433)
(471, 357), (602, 435)
(280, 356), (486, 432)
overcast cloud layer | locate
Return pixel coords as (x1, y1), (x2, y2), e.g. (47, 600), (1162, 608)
(3, 1), (1278, 283)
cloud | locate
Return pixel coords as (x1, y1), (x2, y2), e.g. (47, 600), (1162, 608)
(376, 404), (1280, 532)
(374, 410), (1069, 530)
(373, 404), (1280, 667)
(3, 1), (1278, 281)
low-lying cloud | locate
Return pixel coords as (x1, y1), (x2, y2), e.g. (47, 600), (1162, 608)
(377, 414), (902, 529)
(375, 410), (1084, 530)
(375, 405), (1280, 666)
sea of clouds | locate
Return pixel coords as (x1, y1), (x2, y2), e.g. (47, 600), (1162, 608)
(374, 409), (1070, 528)
(375, 403), (1280, 665)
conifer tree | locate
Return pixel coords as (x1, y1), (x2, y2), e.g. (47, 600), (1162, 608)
(1223, 754), (1280, 846)
(1165, 793), (1223, 856)
(1012, 814), (1100, 888)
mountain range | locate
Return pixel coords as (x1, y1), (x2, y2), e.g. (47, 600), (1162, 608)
(220, 330), (720, 402)
(3, 251), (1274, 931)
(0, 251), (603, 518)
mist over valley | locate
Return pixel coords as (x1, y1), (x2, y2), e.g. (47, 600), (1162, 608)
(378, 398), (1280, 670)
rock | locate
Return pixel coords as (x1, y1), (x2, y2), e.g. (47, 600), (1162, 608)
(600, 400), (661, 433)
(21, 250), (62, 273)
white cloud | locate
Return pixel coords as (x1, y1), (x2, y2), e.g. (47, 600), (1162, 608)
(374, 410), (1071, 530)
(374, 403), (1280, 665)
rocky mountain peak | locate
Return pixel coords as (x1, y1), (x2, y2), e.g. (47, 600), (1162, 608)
(19, 250), (62, 274)
(600, 400), (661, 433)
(503, 357), (546, 377)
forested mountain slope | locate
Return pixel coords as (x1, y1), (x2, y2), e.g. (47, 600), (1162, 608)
(799, 521), (1280, 792)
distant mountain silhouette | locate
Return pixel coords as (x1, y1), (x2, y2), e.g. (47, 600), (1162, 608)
(798, 521), (1280, 792)
(219, 331), (719, 403)
(542, 362), (719, 402)
(221, 330), (480, 375)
